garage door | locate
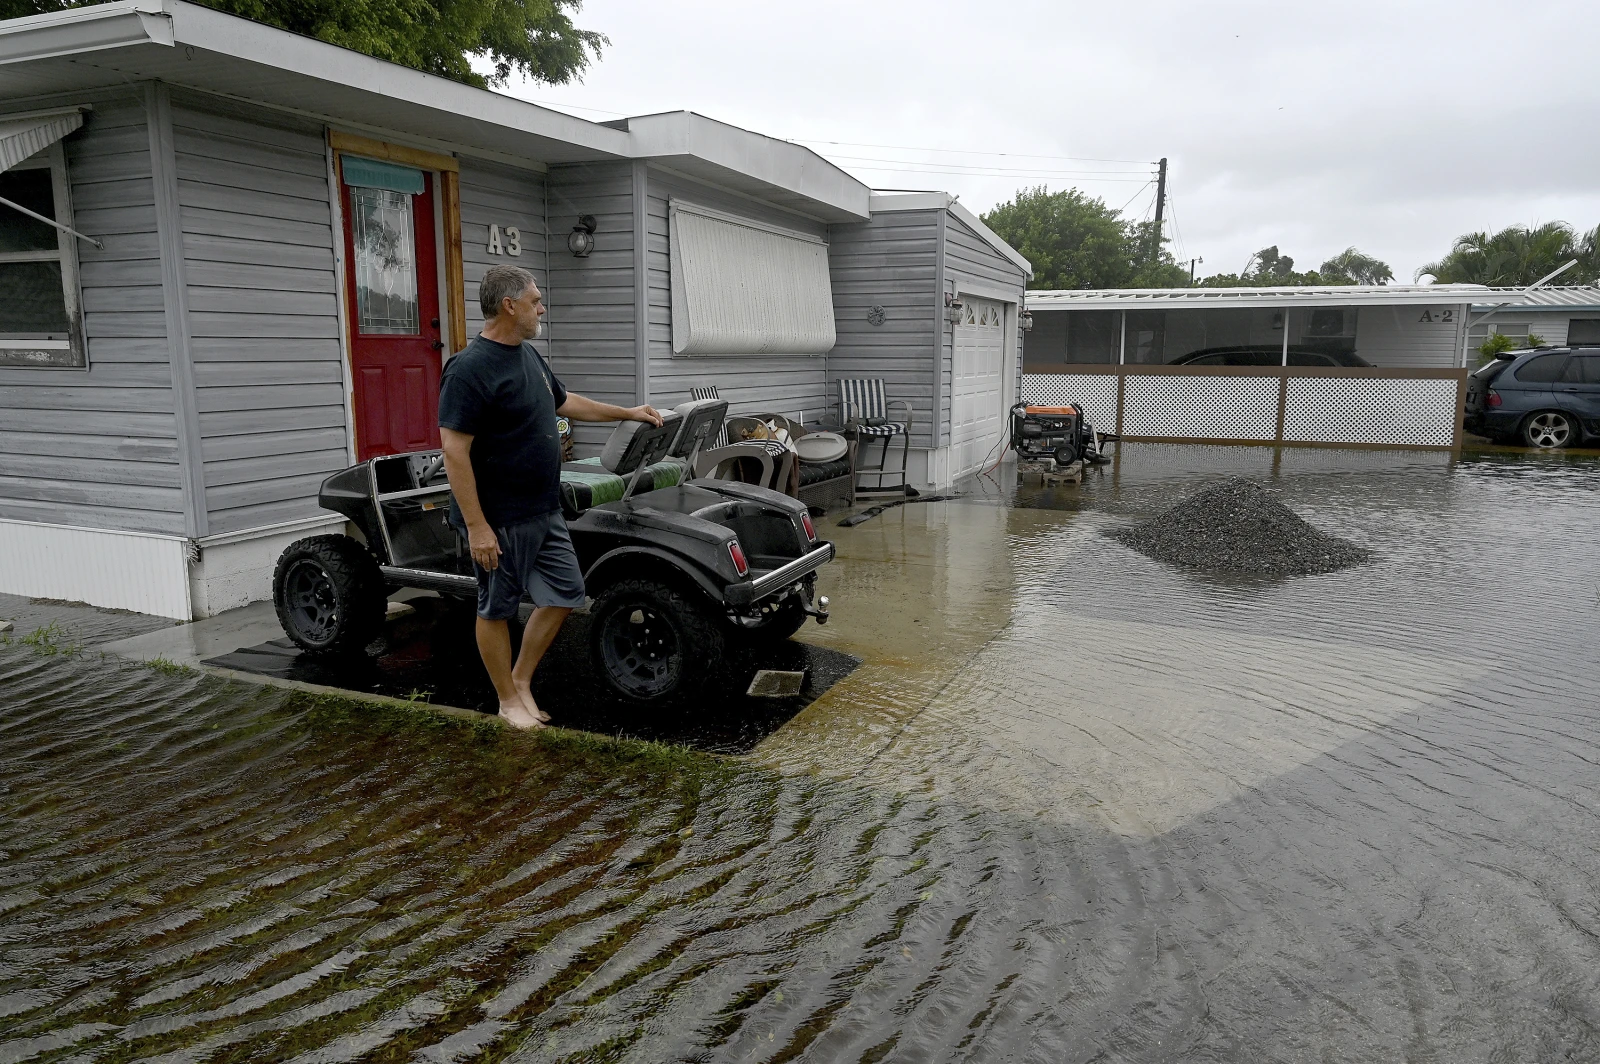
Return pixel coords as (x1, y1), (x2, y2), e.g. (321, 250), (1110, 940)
(952, 296), (1007, 478)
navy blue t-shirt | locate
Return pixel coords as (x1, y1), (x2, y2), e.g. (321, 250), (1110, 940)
(438, 336), (568, 528)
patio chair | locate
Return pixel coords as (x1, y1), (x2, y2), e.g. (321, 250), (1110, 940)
(689, 385), (730, 447)
(836, 378), (912, 497)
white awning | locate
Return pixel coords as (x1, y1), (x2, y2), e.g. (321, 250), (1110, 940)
(0, 108), (84, 172)
(669, 201), (836, 356)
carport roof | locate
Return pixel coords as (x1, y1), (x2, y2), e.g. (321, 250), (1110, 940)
(1026, 284), (1499, 310)
(0, 0), (870, 220)
(1472, 286), (1600, 311)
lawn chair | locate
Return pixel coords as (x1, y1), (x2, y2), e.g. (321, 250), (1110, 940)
(836, 378), (912, 497)
(689, 386), (729, 448)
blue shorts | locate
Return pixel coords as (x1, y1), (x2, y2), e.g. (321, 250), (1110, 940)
(469, 512), (587, 620)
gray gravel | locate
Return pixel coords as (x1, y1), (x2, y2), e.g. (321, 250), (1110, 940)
(1108, 477), (1371, 576)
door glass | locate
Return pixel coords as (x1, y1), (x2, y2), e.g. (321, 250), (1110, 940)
(1569, 354), (1600, 384)
(351, 187), (419, 335)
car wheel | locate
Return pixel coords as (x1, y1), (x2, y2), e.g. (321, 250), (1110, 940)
(589, 578), (725, 705)
(1521, 410), (1580, 449)
(273, 535), (387, 654)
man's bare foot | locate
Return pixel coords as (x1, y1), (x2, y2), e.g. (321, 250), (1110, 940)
(515, 684), (551, 724)
(498, 699), (543, 730)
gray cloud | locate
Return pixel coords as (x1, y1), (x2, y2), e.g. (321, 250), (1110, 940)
(513, 0), (1600, 282)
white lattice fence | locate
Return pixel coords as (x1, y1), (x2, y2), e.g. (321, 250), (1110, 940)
(1122, 375), (1280, 440)
(1283, 377), (1459, 446)
(1021, 373), (1117, 428)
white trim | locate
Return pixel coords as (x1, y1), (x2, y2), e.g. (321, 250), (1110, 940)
(195, 513), (346, 548)
(325, 134), (358, 464)
(1028, 284), (1499, 309)
(0, 517), (192, 619)
(669, 198), (829, 246)
(953, 278), (1020, 305)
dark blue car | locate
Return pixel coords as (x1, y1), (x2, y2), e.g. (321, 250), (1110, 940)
(1465, 346), (1600, 448)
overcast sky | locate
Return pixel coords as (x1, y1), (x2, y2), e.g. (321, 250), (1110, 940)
(506, 0), (1600, 285)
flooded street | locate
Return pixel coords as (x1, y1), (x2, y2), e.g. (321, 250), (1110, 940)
(4, 443), (1600, 1062)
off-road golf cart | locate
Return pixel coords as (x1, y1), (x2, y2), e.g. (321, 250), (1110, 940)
(271, 398), (834, 705)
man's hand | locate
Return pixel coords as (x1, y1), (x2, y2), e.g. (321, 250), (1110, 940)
(628, 404), (664, 427)
(468, 523), (502, 571)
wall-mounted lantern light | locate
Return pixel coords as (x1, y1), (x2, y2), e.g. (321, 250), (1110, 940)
(1019, 310), (1034, 332)
(568, 214), (597, 257)
(944, 294), (963, 325)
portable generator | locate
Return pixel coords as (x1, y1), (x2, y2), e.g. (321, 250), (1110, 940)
(1008, 403), (1113, 478)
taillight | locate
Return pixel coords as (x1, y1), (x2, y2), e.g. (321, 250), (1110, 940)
(800, 513), (816, 542)
(1486, 389), (1502, 408)
(727, 540), (749, 576)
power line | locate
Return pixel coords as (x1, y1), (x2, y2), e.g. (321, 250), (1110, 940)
(1116, 180), (1155, 214)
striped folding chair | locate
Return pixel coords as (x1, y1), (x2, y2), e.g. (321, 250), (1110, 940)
(836, 378), (913, 496)
(689, 385), (729, 447)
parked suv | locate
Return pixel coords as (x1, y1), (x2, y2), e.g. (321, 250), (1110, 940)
(1465, 347), (1600, 448)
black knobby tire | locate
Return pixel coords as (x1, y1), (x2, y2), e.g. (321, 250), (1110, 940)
(588, 578), (725, 705)
(741, 596), (808, 644)
(1521, 410), (1580, 449)
(273, 535), (387, 654)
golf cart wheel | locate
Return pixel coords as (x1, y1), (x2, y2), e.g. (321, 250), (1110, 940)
(589, 578), (725, 706)
(272, 535), (386, 654)
(1521, 410), (1579, 449)
(742, 597), (808, 644)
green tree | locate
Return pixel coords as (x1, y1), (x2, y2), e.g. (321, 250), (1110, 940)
(0, 0), (606, 87)
(1415, 222), (1589, 286)
(982, 186), (1188, 290)
(1319, 246), (1393, 285)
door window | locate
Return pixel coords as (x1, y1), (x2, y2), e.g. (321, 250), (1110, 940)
(1560, 354), (1600, 384)
(350, 187), (420, 335)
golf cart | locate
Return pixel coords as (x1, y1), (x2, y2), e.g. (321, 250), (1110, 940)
(271, 398), (834, 705)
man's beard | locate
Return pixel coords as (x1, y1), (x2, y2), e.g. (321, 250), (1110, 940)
(532, 319), (543, 339)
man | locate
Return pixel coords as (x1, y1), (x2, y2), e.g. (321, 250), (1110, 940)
(439, 264), (662, 730)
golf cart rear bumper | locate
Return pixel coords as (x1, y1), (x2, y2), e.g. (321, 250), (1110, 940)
(726, 542), (835, 607)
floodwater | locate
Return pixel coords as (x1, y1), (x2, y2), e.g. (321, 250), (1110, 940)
(3, 443), (1600, 1062)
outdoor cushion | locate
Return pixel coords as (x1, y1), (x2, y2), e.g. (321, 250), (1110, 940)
(851, 421), (907, 437)
(797, 457), (852, 487)
(562, 458), (685, 509)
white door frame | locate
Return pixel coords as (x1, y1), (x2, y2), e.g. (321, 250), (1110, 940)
(952, 280), (1020, 473)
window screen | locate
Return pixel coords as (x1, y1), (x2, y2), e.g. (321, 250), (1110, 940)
(0, 152), (82, 368)
(1568, 319), (1600, 345)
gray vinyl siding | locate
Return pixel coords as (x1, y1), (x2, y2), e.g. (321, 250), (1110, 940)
(645, 168), (832, 425)
(170, 97), (347, 534)
(545, 161), (636, 453)
(0, 93), (184, 534)
(825, 210), (940, 448)
(942, 214), (1027, 443)
(459, 157), (547, 338)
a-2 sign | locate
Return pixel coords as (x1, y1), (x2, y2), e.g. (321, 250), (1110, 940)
(1418, 309), (1455, 323)
(487, 224), (522, 256)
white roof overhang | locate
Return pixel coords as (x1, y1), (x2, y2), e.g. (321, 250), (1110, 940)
(623, 112), (868, 223)
(0, 0), (631, 164)
(869, 192), (1033, 279)
(1026, 285), (1502, 310)
(0, 105), (82, 170)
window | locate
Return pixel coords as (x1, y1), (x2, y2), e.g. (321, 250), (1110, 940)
(0, 143), (83, 368)
(1466, 320), (1531, 354)
(1568, 319), (1600, 346)
(1560, 354), (1600, 384)
(1514, 353), (1568, 383)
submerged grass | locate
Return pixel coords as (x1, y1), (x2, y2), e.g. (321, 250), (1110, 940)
(4, 619), (84, 656)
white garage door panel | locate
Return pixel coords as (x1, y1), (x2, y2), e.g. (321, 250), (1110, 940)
(952, 297), (1007, 479)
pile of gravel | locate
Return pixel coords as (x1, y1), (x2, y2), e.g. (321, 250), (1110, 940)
(1108, 477), (1371, 576)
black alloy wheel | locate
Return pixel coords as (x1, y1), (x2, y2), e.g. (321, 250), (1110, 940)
(1521, 410), (1580, 449)
(272, 535), (386, 654)
(589, 578), (724, 705)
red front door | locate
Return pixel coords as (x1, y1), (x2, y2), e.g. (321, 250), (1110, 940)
(341, 170), (442, 460)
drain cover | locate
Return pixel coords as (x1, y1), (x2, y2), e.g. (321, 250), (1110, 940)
(747, 669), (807, 698)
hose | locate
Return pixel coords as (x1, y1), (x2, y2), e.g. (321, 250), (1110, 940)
(836, 494), (962, 528)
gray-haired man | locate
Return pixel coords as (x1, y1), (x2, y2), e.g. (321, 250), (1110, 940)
(439, 264), (662, 729)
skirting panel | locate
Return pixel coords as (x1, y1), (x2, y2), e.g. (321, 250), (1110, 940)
(1021, 374), (1118, 428)
(1123, 375), (1280, 440)
(1283, 377), (1460, 447)
(0, 518), (191, 620)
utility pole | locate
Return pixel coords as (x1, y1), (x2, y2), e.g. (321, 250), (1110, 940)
(1150, 157), (1168, 264)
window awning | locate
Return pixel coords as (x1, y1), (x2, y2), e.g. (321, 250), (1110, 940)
(669, 201), (836, 356)
(0, 109), (84, 173)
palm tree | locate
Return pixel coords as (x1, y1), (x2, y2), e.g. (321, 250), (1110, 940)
(1416, 222), (1579, 286)
(1319, 247), (1393, 285)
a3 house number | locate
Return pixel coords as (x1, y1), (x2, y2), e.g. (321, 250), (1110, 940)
(487, 224), (522, 257)
(1417, 309), (1455, 323)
